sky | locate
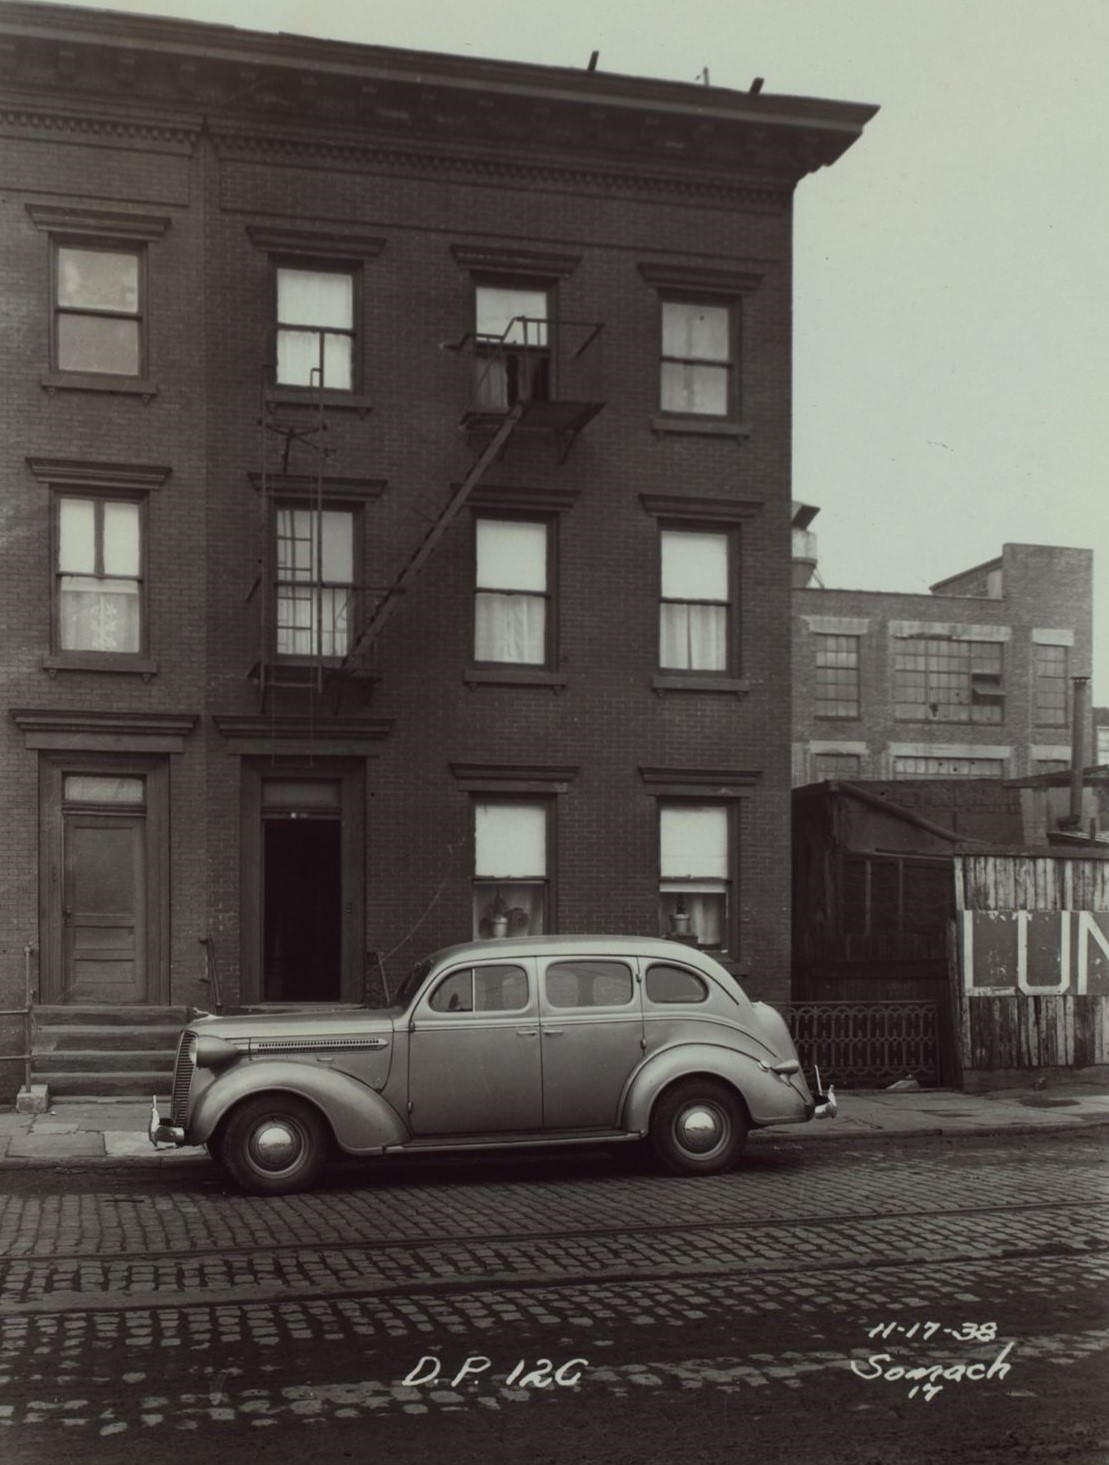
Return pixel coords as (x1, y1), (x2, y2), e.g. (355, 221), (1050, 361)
(29, 0), (1109, 697)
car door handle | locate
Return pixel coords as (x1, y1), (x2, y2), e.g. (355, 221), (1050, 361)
(543, 1028), (565, 1037)
(516, 1028), (537, 1037)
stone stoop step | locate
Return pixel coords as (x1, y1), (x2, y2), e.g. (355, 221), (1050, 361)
(31, 1006), (188, 1100)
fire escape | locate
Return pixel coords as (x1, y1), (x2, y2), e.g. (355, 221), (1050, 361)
(252, 312), (603, 707)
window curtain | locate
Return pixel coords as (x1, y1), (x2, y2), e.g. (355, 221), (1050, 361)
(60, 579), (141, 652)
(659, 602), (726, 670)
(475, 591), (546, 662)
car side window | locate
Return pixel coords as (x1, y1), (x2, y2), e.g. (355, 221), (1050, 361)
(429, 965), (529, 1014)
(545, 960), (634, 1009)
(646, 963), (709, 1005)
(430, 970), (473, 1012)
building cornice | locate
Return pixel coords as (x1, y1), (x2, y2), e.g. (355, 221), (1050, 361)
(0, 5), (875, 189)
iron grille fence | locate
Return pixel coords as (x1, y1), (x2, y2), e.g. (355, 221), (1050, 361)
(777, 1000), (940, 1088)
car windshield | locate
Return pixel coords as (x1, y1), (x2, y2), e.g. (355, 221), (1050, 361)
(393, 957), (432, 1009)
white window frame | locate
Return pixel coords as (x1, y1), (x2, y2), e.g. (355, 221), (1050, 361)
(472, 799), (550, 939)
(275, 264), (357, 392)
(273, 504), (357, 661)
(658, 801), (732, 951)
(659, 526), (733, 674)
(474, 516), (551, 667)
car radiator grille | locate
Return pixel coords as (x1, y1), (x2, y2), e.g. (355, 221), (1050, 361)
(171, 1033), (196, 1127)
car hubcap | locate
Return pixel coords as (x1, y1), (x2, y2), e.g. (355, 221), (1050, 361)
(677, 1103), (726, 1155)
(250, 1120), (302, 1172)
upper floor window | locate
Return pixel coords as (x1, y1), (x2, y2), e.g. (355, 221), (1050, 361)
(55, 244), (143, 377)
(276, 267), (355, 390)
(56, 495), (144, 654)
(893, 637), (1004, 723)
(891, 755), (1005, 778)
(1033, 643), (1068, 726)
(658, 802), (731, 950)
(274, 506), (356, 659)
(659, 298), (734, 417)
(474, 517), (551, 666)
(473, 799), (548, 939)
(814, 633), (860, 718)
(473, 284), (551, 408)
(812, 751), (862, 780)
(659, 527), (732, 673)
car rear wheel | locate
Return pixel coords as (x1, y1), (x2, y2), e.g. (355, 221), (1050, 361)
(650, 1079), (747, 1176)
(220, 1095), (329, 1195)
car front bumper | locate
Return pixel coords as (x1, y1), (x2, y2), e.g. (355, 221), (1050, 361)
(148, 1099), (185, 1150)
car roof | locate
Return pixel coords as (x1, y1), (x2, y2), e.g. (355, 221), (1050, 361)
(426, 934), (731, 966)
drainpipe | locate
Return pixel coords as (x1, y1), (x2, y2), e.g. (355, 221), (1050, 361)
(1068, 676), (1090, 827)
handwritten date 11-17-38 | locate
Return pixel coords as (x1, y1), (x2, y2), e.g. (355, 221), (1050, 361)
(867, 1321), (998, 1343)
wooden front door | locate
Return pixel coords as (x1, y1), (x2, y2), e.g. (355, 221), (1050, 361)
(62, 813), (147, 1003)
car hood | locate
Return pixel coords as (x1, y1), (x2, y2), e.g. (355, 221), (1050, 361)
(189, 1007), (403, 1042)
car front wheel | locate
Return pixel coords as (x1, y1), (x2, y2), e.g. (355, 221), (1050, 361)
(650, 1079), (747, 1176)
(220, 1095), (329, 1195)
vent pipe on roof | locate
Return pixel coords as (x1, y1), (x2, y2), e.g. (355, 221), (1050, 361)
(1067, 676), (1091, 827)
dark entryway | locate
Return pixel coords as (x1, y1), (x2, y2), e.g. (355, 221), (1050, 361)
(262, 783), (342, 1002)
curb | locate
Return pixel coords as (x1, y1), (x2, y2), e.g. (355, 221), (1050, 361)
(1, 1114), (1107, 1170)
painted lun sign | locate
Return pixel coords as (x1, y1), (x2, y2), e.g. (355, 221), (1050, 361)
(961, 911), (1109, 995)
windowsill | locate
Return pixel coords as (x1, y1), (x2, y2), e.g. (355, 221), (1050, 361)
(265, 387), (373, 414)
(43, 653), (158, 677)
(465, 667), (568, 690)
(814, 714), (863, 722)
(41, 372), (158, 400)
(652, 674), (750, 695)
(650, 414), (751, 439)
(894, 717), (1007, 725)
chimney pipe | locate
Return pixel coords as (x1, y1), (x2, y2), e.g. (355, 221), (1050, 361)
(1068, 675), (1090, 826)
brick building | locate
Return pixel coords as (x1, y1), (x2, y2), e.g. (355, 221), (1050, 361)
(0, 3), (874, 1097)
(792, 508), (1094, 787)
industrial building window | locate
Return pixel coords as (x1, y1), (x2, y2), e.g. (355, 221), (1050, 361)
(893, 637), (1004, 722)
(474, 517), (551, 665)
(276, 266), (355, 390)
(54, 243), (144, 376)
(473, 800), (548, 939)
(659, 527), (732, 673)
(891, 755), (1005, 778)
(274, 506), (356, 659)
(814, 633), (860, 717)
(658, 802), (731, 950)
(55, 495), (144, 655)
(1033, 643), (1069, 726)
(659, 298), (734, 416)
(473, 284), (551, 408)
(812, 752), (862, 780)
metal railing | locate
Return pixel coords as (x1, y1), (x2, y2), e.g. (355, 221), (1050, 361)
(0, 945), (38, 1094)
(778, 1000), (940, 1088)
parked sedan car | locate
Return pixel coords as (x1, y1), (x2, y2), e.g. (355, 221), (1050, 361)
(149, 935), (835, 1194)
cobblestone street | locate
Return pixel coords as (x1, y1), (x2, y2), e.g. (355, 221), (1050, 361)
(2, 1132), (1107, 1463)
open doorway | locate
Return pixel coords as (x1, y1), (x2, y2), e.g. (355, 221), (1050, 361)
(262, 780), (342, 1002)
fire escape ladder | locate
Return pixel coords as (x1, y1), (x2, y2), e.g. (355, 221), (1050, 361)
(340, 401), (525, 671)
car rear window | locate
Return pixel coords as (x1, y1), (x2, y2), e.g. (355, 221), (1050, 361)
(545, 960), (634, 1009)
(645, 963), (709, 1005)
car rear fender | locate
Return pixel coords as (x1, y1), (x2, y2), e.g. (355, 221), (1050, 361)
(622, 1043), (811, 1130)
(189, 1060), (409, 1153)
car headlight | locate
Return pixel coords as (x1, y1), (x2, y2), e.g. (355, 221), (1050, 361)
(192, 1034), (240, 1071)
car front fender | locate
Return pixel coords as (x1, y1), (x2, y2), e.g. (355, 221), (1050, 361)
(622, 1043), (812, 1131)
(188, 1059), (409, 1153)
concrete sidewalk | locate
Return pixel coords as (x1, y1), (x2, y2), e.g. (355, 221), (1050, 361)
(0, 1084), (1107, 1169)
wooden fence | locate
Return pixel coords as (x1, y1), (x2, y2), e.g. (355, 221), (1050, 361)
(954, 853), (1109, 1079)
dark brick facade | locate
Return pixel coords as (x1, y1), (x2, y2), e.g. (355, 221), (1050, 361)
(0, 4), (875, 1092)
